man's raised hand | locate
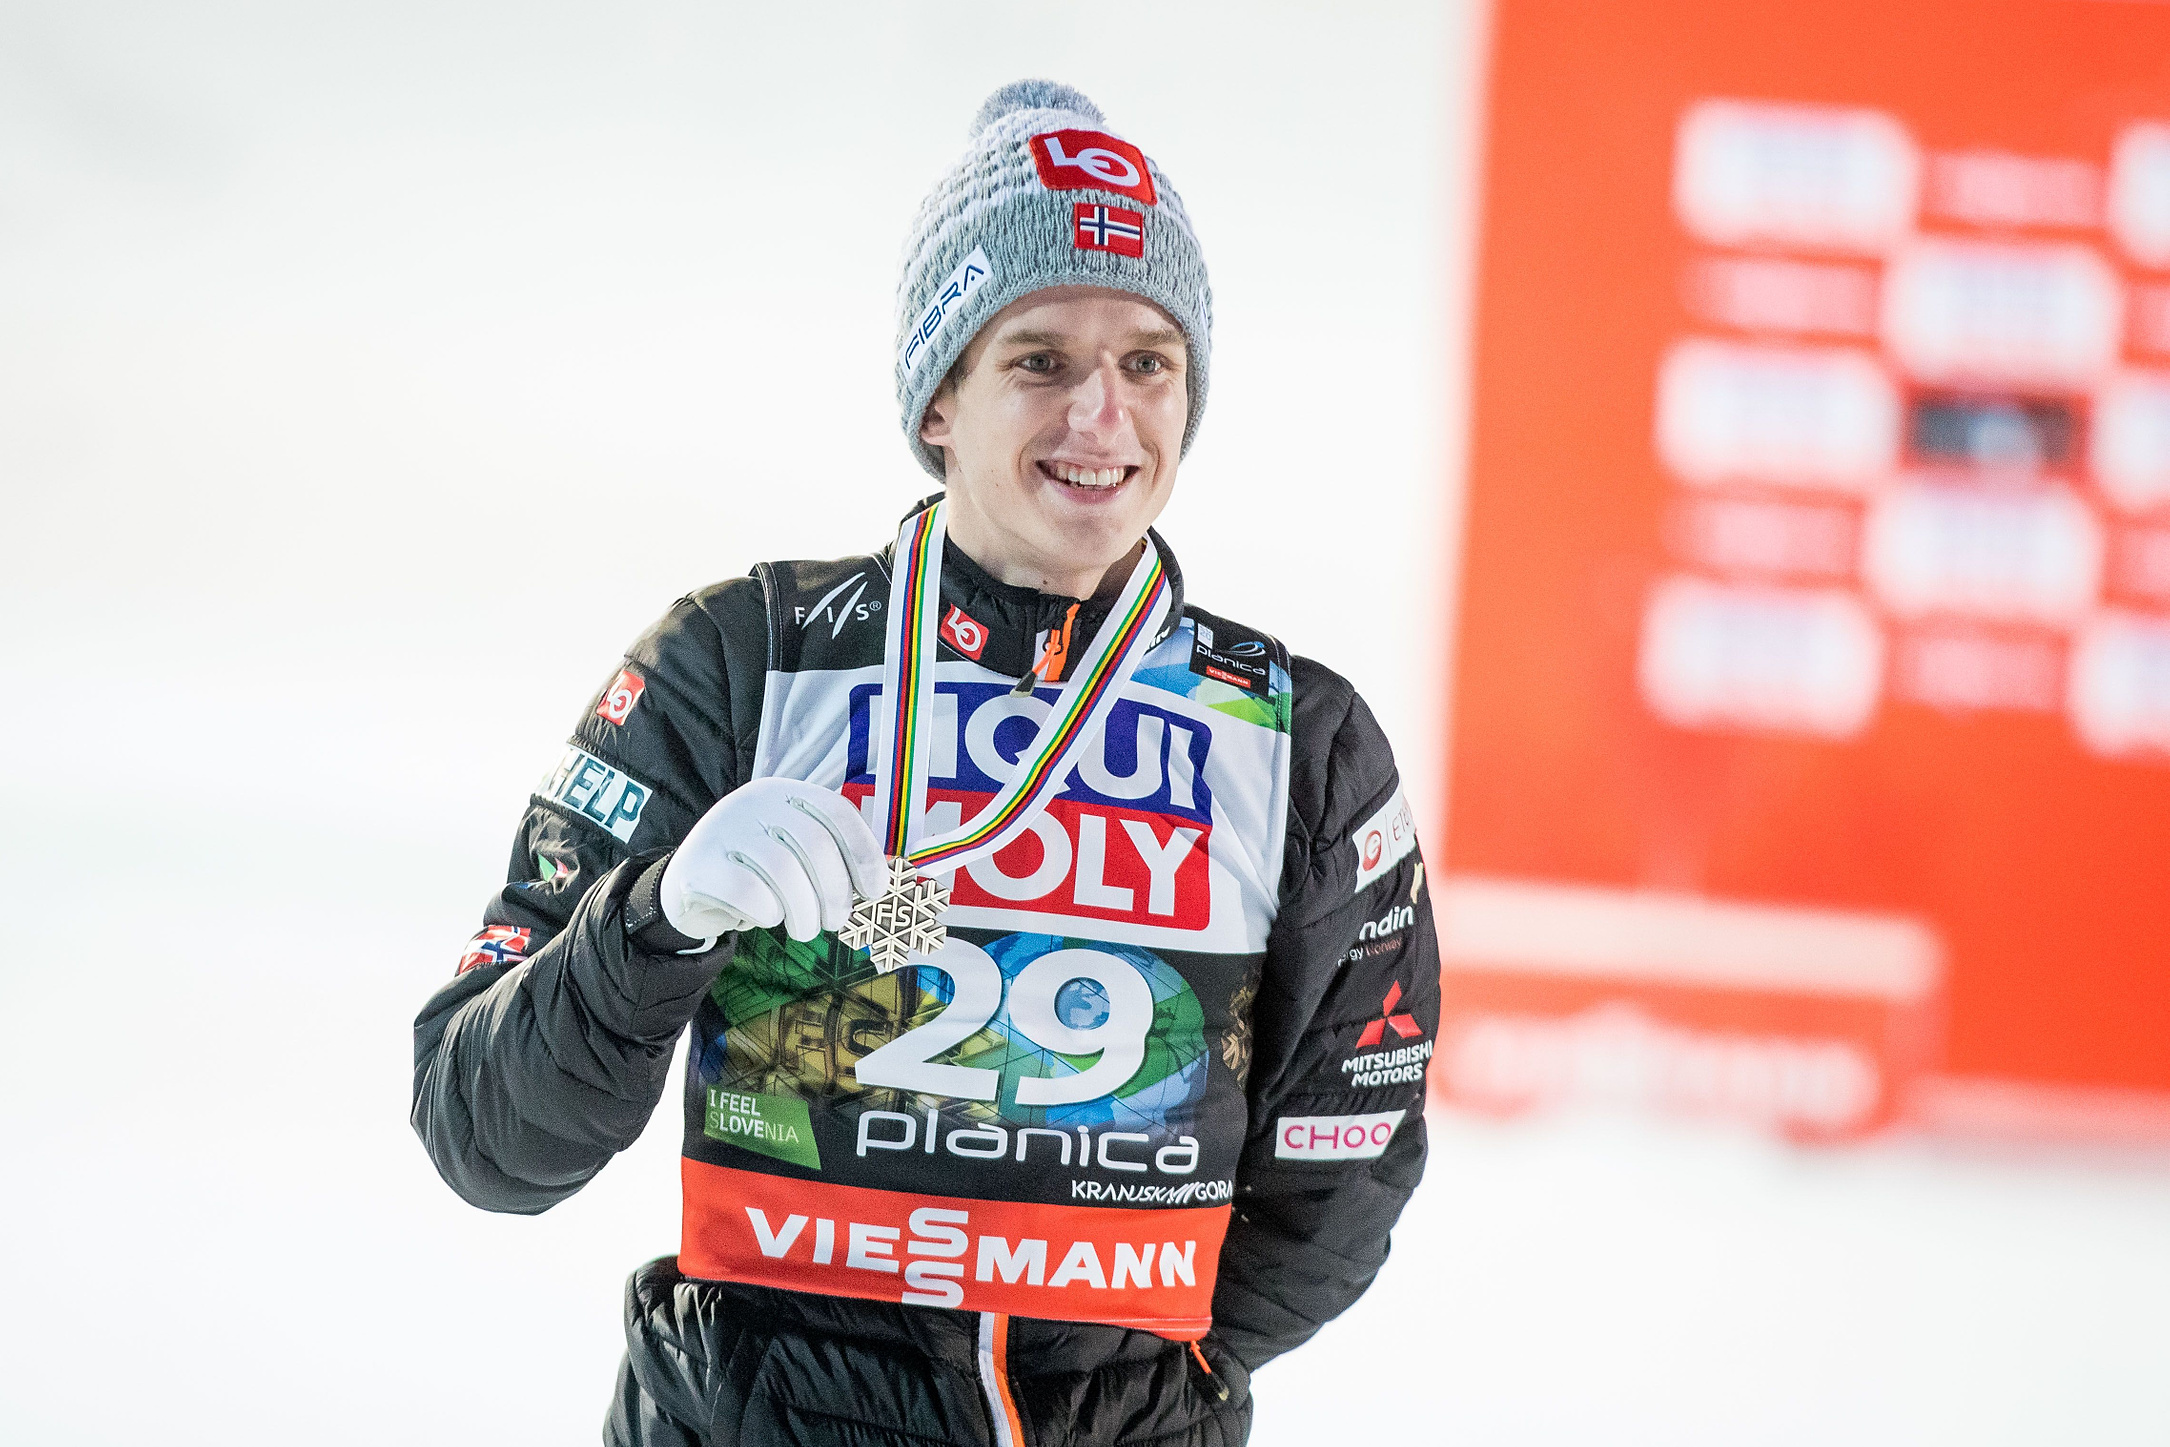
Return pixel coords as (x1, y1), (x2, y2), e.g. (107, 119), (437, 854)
(659, 778), (887, 942)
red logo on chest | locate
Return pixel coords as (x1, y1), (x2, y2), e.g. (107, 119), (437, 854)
(940, 605), (988, 661)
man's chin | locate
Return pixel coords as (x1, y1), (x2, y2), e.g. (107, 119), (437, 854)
(1035, 532), (1153, 598)
(948, 472), (1163, 591)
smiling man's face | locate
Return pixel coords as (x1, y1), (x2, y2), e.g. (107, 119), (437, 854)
(919, 286), (1188, 598)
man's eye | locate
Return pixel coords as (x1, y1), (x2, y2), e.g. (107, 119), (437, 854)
(1018, 353), (1057, 374)
(1130, 354), (1166, 375)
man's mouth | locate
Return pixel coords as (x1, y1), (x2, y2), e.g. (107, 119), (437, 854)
(1038, 461), (1138, 491)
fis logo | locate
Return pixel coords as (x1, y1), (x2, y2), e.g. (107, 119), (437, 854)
(537, 745), (652, 843)
(846, 681), (1215, 931)
(795, 572), (883, 639)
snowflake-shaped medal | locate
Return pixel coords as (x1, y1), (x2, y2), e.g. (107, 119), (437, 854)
(838, 857), (951, 974)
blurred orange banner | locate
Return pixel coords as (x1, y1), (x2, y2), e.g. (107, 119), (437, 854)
(1442, 0), (2170, 1140)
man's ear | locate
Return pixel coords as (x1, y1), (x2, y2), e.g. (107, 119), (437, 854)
(918, 382), (956, 449)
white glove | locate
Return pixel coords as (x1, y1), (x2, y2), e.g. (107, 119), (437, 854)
(660, 777), (887, 942)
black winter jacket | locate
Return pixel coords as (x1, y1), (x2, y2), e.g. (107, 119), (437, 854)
(412, 516), (1437, 1446)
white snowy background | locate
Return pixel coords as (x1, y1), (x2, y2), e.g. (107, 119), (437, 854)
(2, 2), (2166, 1443)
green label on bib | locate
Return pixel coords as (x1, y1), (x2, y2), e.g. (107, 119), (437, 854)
(703, 1087), (821, 1170)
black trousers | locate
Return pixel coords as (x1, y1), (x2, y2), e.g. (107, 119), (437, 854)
(604, 1257), (1254, 1447)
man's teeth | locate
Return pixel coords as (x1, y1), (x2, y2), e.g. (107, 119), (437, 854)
(1053, 463), (1126, 488)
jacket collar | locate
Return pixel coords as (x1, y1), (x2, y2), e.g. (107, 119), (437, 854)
(880, 493), (1186, 684)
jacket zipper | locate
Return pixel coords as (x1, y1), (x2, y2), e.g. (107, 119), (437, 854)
(976, 1311), (1027, 1447)
(1187, 1340), (1230, 1402)
(1012, 601), (1080, 693)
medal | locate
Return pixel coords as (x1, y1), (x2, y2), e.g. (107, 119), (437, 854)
(840, 501), (1172, 973)
(837, 857), (952, 973)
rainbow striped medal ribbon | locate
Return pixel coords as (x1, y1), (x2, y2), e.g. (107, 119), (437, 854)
(838, 501), (1173, 974)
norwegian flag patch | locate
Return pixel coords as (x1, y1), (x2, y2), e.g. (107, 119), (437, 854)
(1073, 203), (1145, 258)
(457, 925), (533, 975)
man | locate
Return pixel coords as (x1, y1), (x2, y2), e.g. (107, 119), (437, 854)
(412, 79), (1437, 1446)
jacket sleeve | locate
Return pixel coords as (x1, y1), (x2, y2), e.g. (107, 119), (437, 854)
(409, 579), (768, 1214)
(1210, 658), (1438, 1371)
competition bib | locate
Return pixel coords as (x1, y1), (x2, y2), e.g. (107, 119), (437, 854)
(678, 525), (1285, 1340)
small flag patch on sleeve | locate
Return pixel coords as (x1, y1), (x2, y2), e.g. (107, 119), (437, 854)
(457, 925), (532, 975)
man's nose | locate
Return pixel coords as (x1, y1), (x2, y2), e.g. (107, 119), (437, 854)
(1066, 363), (1128, 439)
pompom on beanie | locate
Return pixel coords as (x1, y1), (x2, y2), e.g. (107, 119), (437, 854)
(894, 80), (1213, 480)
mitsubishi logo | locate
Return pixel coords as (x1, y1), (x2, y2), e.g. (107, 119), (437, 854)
(1355, 982), (1421, 1049)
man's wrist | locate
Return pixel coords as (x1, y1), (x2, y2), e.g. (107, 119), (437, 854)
(622, 853), (717, 956)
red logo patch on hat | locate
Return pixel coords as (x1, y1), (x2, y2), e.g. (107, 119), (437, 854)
(940, 604), (988, 661)
(1073, 203), (1145, 258)
(1029, 129), (1158, 206)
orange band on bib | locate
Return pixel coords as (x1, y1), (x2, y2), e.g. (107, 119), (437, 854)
(680, 1158), (1227, 1340)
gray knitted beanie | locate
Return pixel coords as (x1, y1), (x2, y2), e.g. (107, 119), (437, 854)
(895, 79), (1212, 480)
